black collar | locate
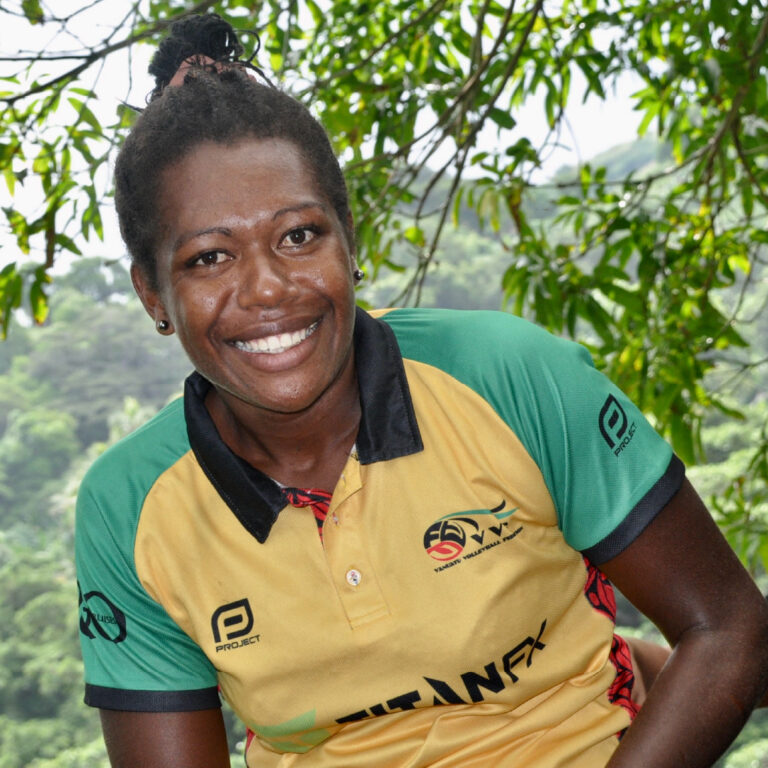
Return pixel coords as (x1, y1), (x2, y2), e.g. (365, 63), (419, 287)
(184, 308), (423, 542)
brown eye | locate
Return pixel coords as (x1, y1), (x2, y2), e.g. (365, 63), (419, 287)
(194, 250), (229, 266)
(281, 227), (318, 247)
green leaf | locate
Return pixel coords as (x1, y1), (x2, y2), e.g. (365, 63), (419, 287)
(3, 207), (31, 254)
(669, 414), (695, 465)
(4, 166), (16, 196)
(70, 87), (97, 98)
(403, 226), (425, 247)
(488, 107), (516, 130)
(599, 284), (644, 314)
(21, 0), (44, 23)
(55, 233), (82, 256)
(0, 262), (23, 339)
(740, 180), (754, 218)
(29, 268), (51, 325)
(68, 98), (103, 133)
(758, 536), (768, 576)
(637, 100), (660, 136)
(452, 186), (464, 227)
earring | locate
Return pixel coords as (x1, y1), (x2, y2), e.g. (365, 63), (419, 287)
(353, 268), (365, 282)
(156, 319), (170, 333)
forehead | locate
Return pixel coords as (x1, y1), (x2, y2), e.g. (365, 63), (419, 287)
(158, 138), (325, 229)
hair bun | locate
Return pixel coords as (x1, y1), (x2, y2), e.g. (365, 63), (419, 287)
(148, 13), (244, 99)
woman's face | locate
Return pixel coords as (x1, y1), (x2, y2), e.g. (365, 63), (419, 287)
(136, 137), (357, 417)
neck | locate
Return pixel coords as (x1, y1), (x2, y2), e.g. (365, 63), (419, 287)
(205, 362), (361, 491)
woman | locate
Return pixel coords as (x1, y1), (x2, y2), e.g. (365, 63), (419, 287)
(75, 14), (768, 768)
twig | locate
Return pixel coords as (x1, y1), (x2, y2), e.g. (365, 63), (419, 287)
(2, 0), (217, 106)
(700, 6), (768, 182)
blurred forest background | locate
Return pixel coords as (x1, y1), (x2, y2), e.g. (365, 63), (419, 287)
(2, 0), (768, 766)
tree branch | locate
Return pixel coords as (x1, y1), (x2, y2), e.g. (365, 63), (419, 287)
(307, 0), (448, 91)
(700, 6), (768, 180)
(2, 0), (217, 106)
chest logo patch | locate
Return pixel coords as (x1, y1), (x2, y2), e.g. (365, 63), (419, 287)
(422, 501), (522, 571)
(212, 598), (260, 652)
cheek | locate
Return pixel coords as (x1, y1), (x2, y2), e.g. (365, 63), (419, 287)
(167, 282), (227, 329)
(299, 259), (354, 302)
(325, 271), (356, 317)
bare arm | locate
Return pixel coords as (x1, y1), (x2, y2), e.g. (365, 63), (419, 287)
(100, 708), (231, 768)
(601, 477), (768, 768)
(629, 636), (768, 709)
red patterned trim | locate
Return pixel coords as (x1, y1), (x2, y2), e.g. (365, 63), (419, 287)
(607, 634), (640, 723)
(583, 556), (616, 621)
(282, 487), (332, 541)
(582, 558), (639, 734)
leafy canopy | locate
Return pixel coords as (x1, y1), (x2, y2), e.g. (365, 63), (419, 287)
(1, 0), (767, 518)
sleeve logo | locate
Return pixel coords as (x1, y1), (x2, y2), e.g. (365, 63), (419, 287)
(211, 598), (259, 652)
(78, 581), (127, 644)
(599, 395), (636, 456)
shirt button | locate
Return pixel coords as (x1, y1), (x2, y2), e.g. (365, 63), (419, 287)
(345, 569), (362, 587)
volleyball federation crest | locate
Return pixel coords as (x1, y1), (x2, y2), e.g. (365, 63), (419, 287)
(422, 501), (516, 562)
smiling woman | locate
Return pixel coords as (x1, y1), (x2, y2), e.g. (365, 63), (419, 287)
(74, 12), (768, 768)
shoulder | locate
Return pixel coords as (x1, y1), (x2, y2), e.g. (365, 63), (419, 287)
(372, 306), (540, 341)
(371, 307), (594, 385)
(77, 396), (190, 527)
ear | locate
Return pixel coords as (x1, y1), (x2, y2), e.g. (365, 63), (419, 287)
(131, 263), (173, 334)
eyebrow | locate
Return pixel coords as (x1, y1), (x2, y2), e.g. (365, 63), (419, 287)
(272, 201), (328, 220)
(172, 202), (329, 251)
(173, 226), (232, 252)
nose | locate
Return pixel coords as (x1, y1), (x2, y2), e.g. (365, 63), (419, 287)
(236, 250), (293, 309)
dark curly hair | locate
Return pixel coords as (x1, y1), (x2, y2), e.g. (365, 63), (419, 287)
(115, 13), (352, 289)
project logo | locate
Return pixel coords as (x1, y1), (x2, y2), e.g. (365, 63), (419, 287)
(599, 395), (636, 456)
(78, 581), (127, 644)
(423, 500), (519, 564)
(211, 598), (254, 643)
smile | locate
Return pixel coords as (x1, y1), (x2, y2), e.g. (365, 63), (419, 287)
(232, 321), (319, 354)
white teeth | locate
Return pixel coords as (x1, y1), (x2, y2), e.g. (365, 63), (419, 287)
(233, 322), (318, 354)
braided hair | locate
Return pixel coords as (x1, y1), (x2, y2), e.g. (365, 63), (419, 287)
(147, 13), (245, 100)
(115, 13), (351, 288)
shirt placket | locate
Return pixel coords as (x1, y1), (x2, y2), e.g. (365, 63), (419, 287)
(323, 454), (390, 628)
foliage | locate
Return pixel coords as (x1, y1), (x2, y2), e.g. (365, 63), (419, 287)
(2, 0), (767, 470)
(0, 407), (79, 527)
(0, 259), (190, 444)
(723, 735), (768, 768)
(0, 531), (106, 768)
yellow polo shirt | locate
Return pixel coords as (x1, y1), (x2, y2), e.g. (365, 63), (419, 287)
(76, 308), (682, 766)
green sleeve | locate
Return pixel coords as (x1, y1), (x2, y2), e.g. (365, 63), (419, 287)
(384, 308), (682, 561)
(75, 403), (219, 711)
